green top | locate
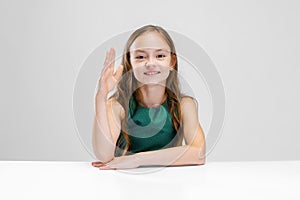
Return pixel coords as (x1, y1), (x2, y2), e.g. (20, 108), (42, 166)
(114, 95), (178, 156)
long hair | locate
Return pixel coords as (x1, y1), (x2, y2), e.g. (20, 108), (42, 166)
(111, 24), (184, 156)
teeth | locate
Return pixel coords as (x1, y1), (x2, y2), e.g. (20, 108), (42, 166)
(145, 72), (160, 75)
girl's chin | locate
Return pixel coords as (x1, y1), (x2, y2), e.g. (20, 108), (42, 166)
(137, 79), (166, 86)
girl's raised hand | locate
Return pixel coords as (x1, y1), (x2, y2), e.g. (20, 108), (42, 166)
(97, 48), (124, 96)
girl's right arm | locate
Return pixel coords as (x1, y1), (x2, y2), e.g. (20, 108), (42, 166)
(92, 48), (124, 163)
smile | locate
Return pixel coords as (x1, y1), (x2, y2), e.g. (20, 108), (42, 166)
(144, 71), (161, 75)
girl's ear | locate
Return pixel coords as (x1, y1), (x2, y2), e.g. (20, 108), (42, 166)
(170, 54), (177, 70)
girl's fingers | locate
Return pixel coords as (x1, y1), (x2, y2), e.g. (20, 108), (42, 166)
(97, 48), (119, 92)
(102, 51), (111, 72)
(91, 161), (106, 167)
(108, 48), (115, 69)
(113, 65), (124, 81)
(99, 167), (112, 170)
(102, 48), (115, 75)
(92, 161), (103, 164)
(99, 52), (109, 81)
(91, 162), (102, 166)
(99, 165), (115, 170)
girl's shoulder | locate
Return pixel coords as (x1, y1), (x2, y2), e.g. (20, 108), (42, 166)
(180, 95), (197, 105)
(180, 96), (198, 115)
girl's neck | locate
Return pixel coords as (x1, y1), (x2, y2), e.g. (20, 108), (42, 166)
(138, 84), (166, 108)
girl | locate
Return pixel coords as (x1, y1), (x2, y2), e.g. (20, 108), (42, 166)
(92, 25), (206, 170)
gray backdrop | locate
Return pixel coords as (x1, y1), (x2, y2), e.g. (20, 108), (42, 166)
(0, 0), (299, 161)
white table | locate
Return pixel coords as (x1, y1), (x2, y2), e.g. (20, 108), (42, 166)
(1, 161), (299, 200)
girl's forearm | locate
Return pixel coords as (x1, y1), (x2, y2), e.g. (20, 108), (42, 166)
(133, 144), (206, 167)
(92, 94), (115, 163)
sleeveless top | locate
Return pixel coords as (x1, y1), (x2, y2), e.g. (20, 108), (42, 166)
(114, 95), (179, 157)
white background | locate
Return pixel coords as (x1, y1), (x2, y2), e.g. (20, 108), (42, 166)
(0, 0), (299, 162)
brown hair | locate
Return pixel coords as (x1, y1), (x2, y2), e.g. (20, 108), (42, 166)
(111, 24), (184, 156)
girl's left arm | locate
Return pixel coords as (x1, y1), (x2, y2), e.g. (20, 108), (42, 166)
(134, 96), (206, 167)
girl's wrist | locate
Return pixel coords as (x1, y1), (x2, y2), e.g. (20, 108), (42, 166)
(95, 93), (108, 115)
(95, 91), (108, 101)
(133, 153), (143, 167)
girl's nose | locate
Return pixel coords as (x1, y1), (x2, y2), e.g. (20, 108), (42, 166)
(145, 56), (156, 67)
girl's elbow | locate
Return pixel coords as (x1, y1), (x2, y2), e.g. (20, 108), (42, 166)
(191, 146), (206, 165)
(193, 152), (206, 165)
(197, 157), (206, 165)
(93, 149), (115, 163)
(95, 154), (114, 163)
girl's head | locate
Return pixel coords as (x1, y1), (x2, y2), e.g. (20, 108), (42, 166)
(113, 25), (183, 156)
(122, 25), (178, 88)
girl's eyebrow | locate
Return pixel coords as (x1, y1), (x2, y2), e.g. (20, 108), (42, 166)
(132, 48), (169, 53)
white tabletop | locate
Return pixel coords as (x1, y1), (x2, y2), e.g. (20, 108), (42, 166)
(0, 161), (299, 200)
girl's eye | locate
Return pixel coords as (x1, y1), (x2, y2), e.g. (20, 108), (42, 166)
(135, 55), (145, 59)
(157, 54), (166, 58)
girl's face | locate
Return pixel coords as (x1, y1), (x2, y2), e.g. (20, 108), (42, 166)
(129, 31), (175, 86)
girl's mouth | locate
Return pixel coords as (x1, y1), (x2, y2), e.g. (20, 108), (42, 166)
(144, 71), (161, 76)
